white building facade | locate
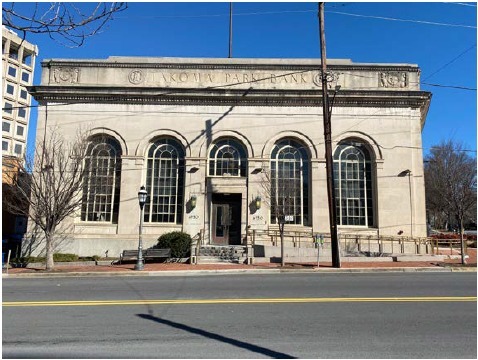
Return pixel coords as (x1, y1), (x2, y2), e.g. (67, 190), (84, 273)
(2, 26), (38, 159)
(29, 57), (431, 257)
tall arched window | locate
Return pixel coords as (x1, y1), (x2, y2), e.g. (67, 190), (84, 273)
(145, 138), (185, 224)
(270, 139), (309, 226)
(81, 136), (122, 223)
(208, 138), (247, 177)
(333, 141), (374, 226)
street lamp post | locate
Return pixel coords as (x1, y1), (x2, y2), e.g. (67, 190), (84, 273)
(135, 186), (148, 271)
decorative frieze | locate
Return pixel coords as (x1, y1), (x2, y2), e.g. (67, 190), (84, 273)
(52, 67), (80, 84)
(379, 72), (407, 88)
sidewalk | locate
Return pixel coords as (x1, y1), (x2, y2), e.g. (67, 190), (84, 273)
(3, 249), (476, 277)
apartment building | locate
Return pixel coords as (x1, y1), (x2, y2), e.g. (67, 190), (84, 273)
(2, 26), (38, 162)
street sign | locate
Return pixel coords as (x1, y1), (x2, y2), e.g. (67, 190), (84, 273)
(285, 215), (294, 222)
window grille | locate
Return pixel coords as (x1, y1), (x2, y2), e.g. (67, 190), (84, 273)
(208, 138), (247, 177)
(333, 142), (374, 227)
(270, 139), (309, 225)
(144, 138), (185, 224)
(81, 136), (122, 223)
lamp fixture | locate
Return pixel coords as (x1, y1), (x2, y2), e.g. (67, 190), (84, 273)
(255, 196), (261, 210)
(138, 186), (147, 208)
(190, 195), (197, 209)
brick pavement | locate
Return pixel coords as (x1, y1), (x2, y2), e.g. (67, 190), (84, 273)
(3, 249), (475, 275)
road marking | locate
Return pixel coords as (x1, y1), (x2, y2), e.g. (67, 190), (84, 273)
(3, 296), (476, 307)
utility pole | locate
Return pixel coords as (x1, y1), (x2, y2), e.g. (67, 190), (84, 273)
(318, 2), (341, 268)
(228, 3), (233, 58)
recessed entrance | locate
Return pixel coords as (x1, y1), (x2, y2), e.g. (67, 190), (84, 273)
(211, 193), (242, 245)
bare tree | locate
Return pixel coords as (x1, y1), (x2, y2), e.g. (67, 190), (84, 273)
(424, 140), (477, 264)
(3, 128), (90, 270)
(259, 166), (303, 267)
(2, 2), (127, 47)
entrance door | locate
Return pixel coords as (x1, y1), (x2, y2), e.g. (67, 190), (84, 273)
(211, 194), (241, 245)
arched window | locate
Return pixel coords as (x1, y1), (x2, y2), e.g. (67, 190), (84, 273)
(81, 136), (122, 223)
(333, 141), (374, 226)
(145, 138), (185, 224)
(208, 138), (247, 177)
(270, 139), (309, 226)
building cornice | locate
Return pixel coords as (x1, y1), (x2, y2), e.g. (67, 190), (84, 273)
(41, 59), (420, 73)
(28, 86), (431, 110)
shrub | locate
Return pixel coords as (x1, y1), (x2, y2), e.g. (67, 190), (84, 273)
(156, 231), (192, 259)
(53, 253), (79, 262)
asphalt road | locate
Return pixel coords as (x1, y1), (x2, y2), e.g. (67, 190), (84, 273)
(2, 272), (477, 358)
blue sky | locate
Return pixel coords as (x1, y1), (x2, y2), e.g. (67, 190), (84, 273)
(13, 2), (477, 158)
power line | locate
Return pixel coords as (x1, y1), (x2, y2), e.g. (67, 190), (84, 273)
(423, 44), (477, 81)
(444, 2), (477, 7)
(325, 10), (477, 29)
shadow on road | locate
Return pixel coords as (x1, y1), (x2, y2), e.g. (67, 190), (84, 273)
(136, 313), (296, 359)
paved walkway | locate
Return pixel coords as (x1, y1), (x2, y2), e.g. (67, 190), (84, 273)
(3, 249), (475, 277)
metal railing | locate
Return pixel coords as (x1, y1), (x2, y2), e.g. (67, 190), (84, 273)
(247, 229), (433, 256)
(429, 238), (470, 256)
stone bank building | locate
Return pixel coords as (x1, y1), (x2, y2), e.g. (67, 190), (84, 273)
(29, 57), (431, 258)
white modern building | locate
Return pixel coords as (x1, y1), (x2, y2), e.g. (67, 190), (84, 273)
(28, 57), (431, 259)
(2, 26), (38, 160)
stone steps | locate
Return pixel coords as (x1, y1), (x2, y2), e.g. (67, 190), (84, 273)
(197, 245), (247, 264)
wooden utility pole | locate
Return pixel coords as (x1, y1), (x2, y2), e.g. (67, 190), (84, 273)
(228, 3), (233, 58)
(318, 2), (341, 268)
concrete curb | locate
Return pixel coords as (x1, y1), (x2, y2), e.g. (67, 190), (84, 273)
(3, 266), (474, 278)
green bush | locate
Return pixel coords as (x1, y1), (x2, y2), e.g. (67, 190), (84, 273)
(53, 253), (79, 262)
(156, 231), (192, 259)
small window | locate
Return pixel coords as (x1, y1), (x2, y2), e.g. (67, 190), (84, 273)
(16, 125), (24, 136)
(2, 121), (11, 132)
(4, 102), (13, 114)
(20, 89), (28, 100)
(2, 141), (9, 151)
(9, 47), (18, 60)
(22, 53), (32, 66)
(6, 84), (15, 96)
(14, 144), (22, 155)
(8, 66), (17, 77)
(21, 72), (30, 82)
(18, 107), (26, 118)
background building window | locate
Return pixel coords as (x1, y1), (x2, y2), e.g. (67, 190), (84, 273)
(13, 143), (22, 155)
(16, 125), (24, 136)
(81, 136), (122, 223)
(8, 47), (18, 60)
(270, 139), (310, 226)
(333, 141), (374, 227)
(2, 141), (9, 151)
(7, 66), (16, 77)
(21, 71), (29, 82)
(20, 89), (28, 100)
(6, 83), (15, 96)
(144, 137), (185, 224)
(18, 107), (26, 118)
(22, 53), (32, 66)
(208, 138), (247, 177)
(4, 102), (13, 114)
(2, 121), (11, 133)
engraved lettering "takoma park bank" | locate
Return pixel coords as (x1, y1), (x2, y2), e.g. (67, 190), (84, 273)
(151, 71), (310, 85)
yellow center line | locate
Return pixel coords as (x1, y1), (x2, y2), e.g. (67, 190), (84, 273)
(2, 296), (476, 307)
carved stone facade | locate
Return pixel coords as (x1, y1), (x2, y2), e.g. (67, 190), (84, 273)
(29, 57), (431, 257)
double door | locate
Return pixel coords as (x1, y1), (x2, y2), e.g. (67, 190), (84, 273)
(211, 194), (241, 245)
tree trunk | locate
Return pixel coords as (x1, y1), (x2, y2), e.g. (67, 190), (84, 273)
(45, 232), (55, 271)
(280, 221), (285, 267)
